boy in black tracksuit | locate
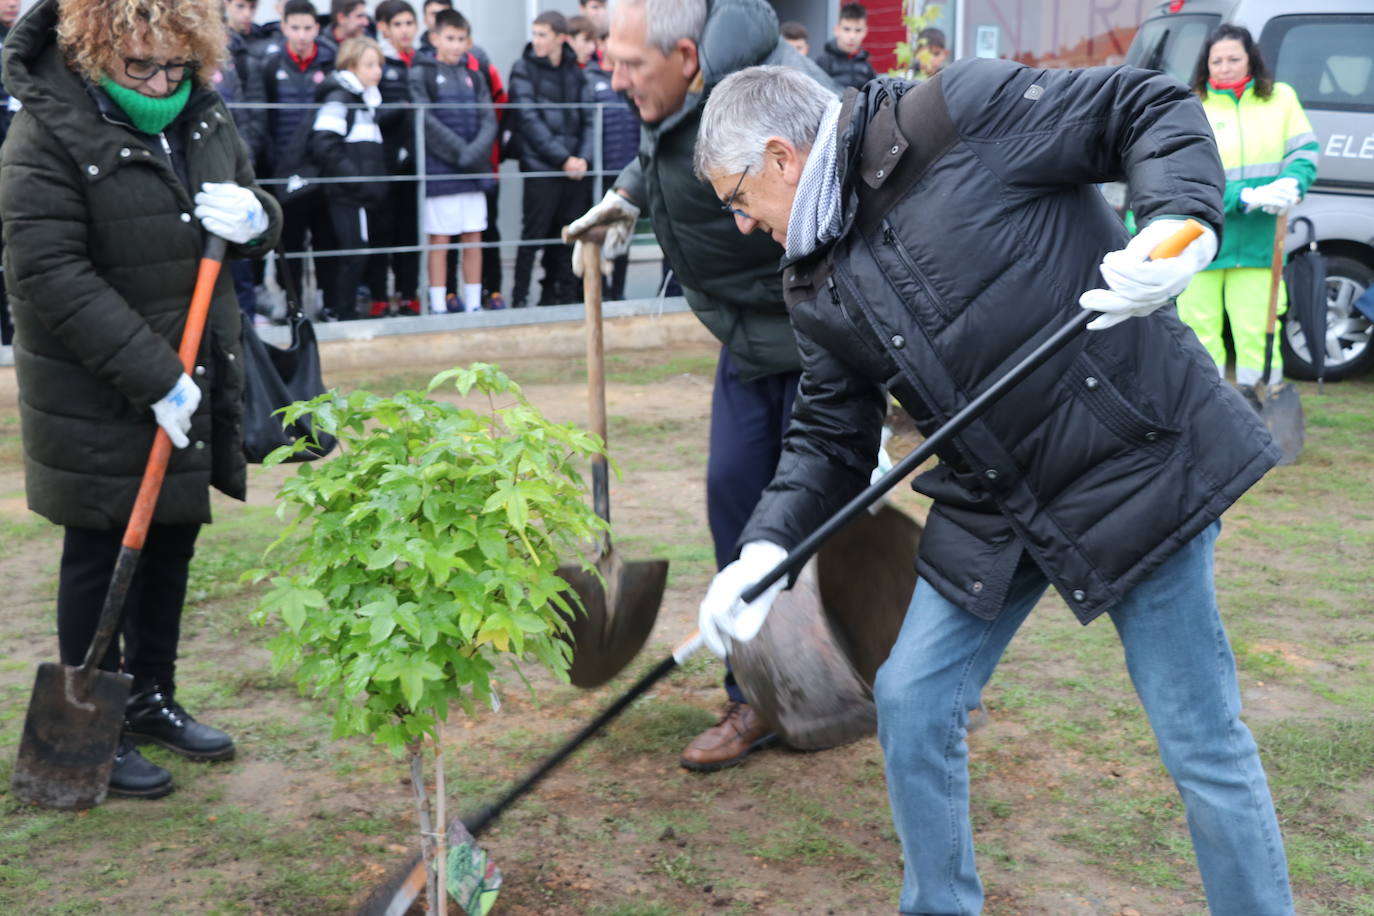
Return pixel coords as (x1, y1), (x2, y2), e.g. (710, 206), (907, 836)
(814, 2), (876, 91)
(308, 38), (388, 321)
(250, 0), (337, 311)
(575, 18), (638, 300)
(369, 0), (422, 316)
(507, 11), (594, 308)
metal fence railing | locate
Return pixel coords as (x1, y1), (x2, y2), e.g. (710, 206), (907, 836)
(224, 99), (662, 318)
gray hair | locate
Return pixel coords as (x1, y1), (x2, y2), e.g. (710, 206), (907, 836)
(612, 0), (707, 56)
(695, 65), (835, 179)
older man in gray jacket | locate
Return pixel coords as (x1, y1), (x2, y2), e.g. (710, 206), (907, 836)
(564, 0), (837, 771)
(693, 63), (1293, 915)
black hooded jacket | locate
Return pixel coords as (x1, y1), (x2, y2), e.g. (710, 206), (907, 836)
(740, 61), (1274, 626)
(814, 39), (876, 91)
(506, 42), (594, 173)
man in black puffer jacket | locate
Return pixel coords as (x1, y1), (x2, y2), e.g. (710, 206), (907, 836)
(565, 0), (839, 774)
(507, 10), (594, 308)
(694, 63), (1295, 916)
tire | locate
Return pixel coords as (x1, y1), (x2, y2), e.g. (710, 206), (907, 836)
(1281, 253), (1374, 382)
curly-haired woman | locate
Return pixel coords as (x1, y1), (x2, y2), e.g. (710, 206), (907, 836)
(1, 0), (282, 799)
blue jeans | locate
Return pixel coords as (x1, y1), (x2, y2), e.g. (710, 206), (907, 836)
(874, 522), (1293, 915)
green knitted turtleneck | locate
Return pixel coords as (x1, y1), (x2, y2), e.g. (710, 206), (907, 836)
(98, 76), (191, 134)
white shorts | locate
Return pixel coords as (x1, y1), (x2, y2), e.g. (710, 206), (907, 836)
(423, 191), (487, 236)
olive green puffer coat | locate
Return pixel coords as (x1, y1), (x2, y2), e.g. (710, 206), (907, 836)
(0, 0), (283, 530)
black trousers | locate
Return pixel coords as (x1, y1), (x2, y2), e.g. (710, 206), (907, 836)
(605, 253), (629, 301)
(280, 195), (338, 310)
(705, 347), (800, 703)
(326, 199), (371, 320)
(513, 175), (590, 306)
(481, 184), (502, 297)
(57, 523), (202, 688)
(365, 179), (419, 302)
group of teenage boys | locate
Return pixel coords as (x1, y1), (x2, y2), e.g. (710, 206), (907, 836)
(213, 0), (631, 320)
(781, 3), (949, 91)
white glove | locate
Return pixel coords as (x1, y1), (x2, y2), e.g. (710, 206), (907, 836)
(1239, 176), (1300, 215)
(1079, 219), (1218, 331)
(567, 190), (640, 278)
(193, 182), (269, 245)
(698, 540), (789, 658)
(150, 373), (201, 449)
(867, 425), (894, 515)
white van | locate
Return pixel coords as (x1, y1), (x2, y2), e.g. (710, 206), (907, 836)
(1125, 0), (1374, 380)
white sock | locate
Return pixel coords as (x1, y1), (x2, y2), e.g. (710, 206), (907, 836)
(464, 283), (482, 313)
(428, 286), (446, 314)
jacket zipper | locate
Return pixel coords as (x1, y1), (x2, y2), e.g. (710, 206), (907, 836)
(831, 264), (904, 369)
(880, 220), (952, 320)
(158, 131), (173, 167)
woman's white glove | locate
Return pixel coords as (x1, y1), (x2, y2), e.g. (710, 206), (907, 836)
(1239, 176), (1300, 215)
(193, 182), (269, 245)
(1079, 219), (1218, 330)
(698, 540), (789, 658)
(151, 373), (201, 448)
(568, 190), (640, 277)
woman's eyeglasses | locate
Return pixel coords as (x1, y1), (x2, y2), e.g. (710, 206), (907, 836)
(720, 168), (751, 218)
(123, 58), (198, 84)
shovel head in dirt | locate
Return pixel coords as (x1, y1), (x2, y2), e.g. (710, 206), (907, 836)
(1261, 381), (1304, 465)
(730, 504), (921, 750)
(553, 235), (669, 688)
(557, 548), (669, 688)
(10, 236), (226, 811)
(11, 663), (133, 809)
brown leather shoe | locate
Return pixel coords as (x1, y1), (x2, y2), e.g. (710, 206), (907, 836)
(679, 702), (779, 772)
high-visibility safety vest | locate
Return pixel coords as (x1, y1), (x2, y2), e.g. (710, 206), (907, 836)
(1200, 80), (1318, 270)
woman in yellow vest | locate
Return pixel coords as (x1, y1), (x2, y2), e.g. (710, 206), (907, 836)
(1176, 24), (1318, 400)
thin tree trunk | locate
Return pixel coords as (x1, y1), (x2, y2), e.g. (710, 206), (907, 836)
(408, 740), (439, 913)
(434, 716), (448, 915)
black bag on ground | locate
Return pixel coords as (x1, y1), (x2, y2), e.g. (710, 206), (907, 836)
(240, 246), (337, 462)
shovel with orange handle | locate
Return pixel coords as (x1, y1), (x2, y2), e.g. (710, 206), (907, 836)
(10, 236), (229, 810)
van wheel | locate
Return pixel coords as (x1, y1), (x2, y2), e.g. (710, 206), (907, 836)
(1281, 254), (1374, 382)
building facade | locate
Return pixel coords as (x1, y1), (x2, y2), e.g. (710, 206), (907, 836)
(772, 0), (1154, 75)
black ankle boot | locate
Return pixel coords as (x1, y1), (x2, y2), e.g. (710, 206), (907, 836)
(125, 679), (235, 761)
(108, 735), (174, 799)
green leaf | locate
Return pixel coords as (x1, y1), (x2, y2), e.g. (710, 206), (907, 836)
(370, 612), (396, 645)
(399, 665), (425, 710)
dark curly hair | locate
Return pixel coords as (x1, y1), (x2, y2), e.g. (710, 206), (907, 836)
(1190, 23), (1274, 101)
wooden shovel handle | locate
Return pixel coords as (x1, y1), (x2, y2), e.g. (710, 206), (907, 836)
(122, 235), (228, 551)
(1266, 212), (1289, 338)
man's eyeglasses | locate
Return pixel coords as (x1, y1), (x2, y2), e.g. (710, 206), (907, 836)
(123, 58), (198, 84)
(720, 168), (750, 218)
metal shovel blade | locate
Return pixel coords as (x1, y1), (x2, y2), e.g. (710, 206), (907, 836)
(1262, 382), (1304, 466)
(557, 549), (669, 688)
(11, 663), (132, 810)
(730, 504), (922, 750)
